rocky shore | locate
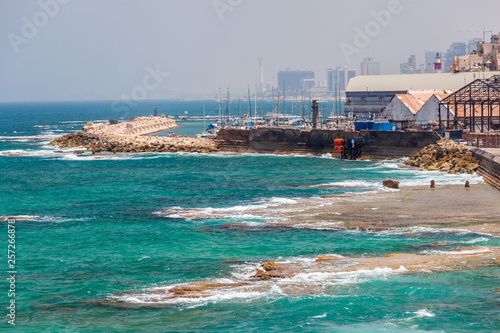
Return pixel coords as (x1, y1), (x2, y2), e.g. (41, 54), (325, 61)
(404, 140), (479, 174)
(50, 116), (219, 154)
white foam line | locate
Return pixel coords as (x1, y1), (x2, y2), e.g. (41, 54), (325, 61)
(420, 247), (491, 255)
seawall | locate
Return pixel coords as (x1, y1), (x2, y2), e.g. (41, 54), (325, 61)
(469, 147), (500, 190)
(50, 116), (218, 154)
(215, 128), (441, 159)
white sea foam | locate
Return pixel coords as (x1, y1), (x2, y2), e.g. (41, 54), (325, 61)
(35, 216), (89, 223)
(289, 266), (408, 285)
(111, 280), (266, 307)
(311, 313), (328, 319)
(399, 171), (484, 187)
(374, 226), (478, 236)
(312, 180), (381, 189)
(156, 197), (298, 221)
(420, 247), (491, 255)
(288, 221), (344, 230)
(413, 308), (435, 318)
(0, 132), (63, 142)
(0, 149), (58, 158)
(463, 237), (489, 244)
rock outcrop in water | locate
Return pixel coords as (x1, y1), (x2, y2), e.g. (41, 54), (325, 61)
(50, 116), (219, 154)
(383, 179), (400, 189)
(91, 246), (500, 308)
(404, 140), (479, 174)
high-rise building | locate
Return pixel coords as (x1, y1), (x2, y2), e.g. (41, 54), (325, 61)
(347, 69), (356, 83)
(326, 68), (334, 93)
(444, 42), (466, 71)
(361, 57), (380, 75)
(400, 55), (417, 74)
(277, 70), (315, 92)
(467, 38), (482, 54)
(327, 67), (357, 94)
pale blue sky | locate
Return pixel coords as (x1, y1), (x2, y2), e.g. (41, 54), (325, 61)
(0, 0), (498, 101)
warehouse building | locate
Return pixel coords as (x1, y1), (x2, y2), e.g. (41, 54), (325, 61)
(345, 71), (500, 119)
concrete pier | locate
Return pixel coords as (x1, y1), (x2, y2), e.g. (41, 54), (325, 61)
(469, 147), (500, 190)
(215, 128), (441, 159)
(83, 116), (178, 136)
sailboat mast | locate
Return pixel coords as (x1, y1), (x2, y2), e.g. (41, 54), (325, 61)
(203, 103), (206, 131)
(301, 87), (304, 122)
(238, 96), (241, 125)
(261, 87), (264, 123)
(277, 89), (280, 127)
(227, 87), (230, 126)
(218, 87), (221, 128)
(247, 85), (252, 122)
(254, 84), (257, 124)
(292, 90), (299, 123)
(271, 87), (274, 116)
(283, 82), (286, 126)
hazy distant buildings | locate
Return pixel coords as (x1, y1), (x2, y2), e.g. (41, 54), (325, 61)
(444, 42), (466, 71)
(326, 68), (334, 93)
(400, 55), (418, 74)
(455, 32), (500, 72)
(467, 38), (482, 54)
(327, 67), (356, 94)
(277, 70), (315, 92)
(360, 57), (380, 75)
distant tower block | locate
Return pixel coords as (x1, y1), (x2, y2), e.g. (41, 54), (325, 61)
(434, 53), (443, 73)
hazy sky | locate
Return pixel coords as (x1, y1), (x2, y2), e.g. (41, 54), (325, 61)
(1, 0), (498, 101)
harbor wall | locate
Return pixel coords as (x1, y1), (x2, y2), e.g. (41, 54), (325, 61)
(215, 128), (441, 159)
(469, 148), (500, 190)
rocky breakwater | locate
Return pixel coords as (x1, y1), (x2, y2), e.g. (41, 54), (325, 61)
(50, 116), (218, 154)
(404, 140), (479, 174)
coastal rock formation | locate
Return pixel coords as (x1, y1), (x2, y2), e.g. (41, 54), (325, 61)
(383, 179), (400, 189)
(94, 246), (500, 307)
(50, 116), (219, 154)
(404, 140), (479, 174)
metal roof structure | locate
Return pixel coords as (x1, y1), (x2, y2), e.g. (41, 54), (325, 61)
(440, 75), (500, 132)
(347, 72), (500, 92)
(394, 90), (454, 114)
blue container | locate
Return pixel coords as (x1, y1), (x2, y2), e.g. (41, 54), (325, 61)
(366, 121), (374, 130)
(373, 122), (395, 131)
(354, 122), (367, 131)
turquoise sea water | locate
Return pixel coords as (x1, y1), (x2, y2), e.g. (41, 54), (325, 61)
(0, 101), (499, 332)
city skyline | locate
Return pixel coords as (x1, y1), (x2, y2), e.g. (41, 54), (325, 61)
(1, 0), (499, 101)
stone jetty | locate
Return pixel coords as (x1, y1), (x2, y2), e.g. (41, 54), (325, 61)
(404, 140), (479, 174)
(50, 116), (219, 154)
